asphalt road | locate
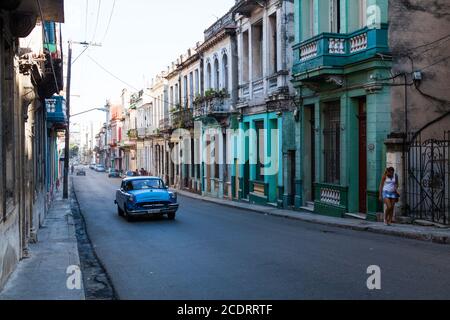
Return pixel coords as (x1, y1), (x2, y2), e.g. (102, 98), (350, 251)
(73, 169), (450, 300)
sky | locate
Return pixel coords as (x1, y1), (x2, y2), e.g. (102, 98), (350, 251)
(62, 0), (235, 130)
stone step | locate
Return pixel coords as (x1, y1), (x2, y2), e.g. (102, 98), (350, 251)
(345, 212), (367, 220)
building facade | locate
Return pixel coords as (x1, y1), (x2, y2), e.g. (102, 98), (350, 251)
(385, 0), (450, 225)
(292, 0), (391, 220)
(231, 0), (296, 208)
(195, 10), (238, 200)
(0, 0), (65, 289)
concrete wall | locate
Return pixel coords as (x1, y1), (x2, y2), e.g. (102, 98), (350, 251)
(389, 0), (450, 139)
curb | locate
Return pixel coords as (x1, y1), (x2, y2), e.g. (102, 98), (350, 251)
(176, 190), (450, 245)
(70, 179), (118, 300)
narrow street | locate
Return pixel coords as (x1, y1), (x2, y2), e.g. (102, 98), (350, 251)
(73, 170), (450, 300)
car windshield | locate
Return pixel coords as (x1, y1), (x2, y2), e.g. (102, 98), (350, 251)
(126, 179), (165, 191)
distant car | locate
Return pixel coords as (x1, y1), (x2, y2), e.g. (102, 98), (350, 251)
(123, 170), (138, 178)
(108, 169), (121, 178)
(76, 169), (86, 176)
(95, 165), (106, 172)
(115, 177), (179, 222)
(89, 163), (96, 170)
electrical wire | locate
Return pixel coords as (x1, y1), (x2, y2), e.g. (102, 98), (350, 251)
(85, 0), (89, 40)
(87, 54), (179, 108)
(91, 0), (102, 42)
(404, 34), (450, 55)
(101, 0), (116, 43)
(72, 45), (90, 65)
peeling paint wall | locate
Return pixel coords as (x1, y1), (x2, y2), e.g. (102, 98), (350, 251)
(389, 0), (450, 139)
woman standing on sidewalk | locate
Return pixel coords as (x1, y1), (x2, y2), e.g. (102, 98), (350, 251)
(379, 167), (400, 226)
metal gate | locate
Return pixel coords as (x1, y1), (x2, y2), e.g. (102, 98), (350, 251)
(406, 131), (450, 225)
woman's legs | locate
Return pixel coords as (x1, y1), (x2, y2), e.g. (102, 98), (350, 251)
(385, 199), (395, 225)
(384, 198), (394, 225)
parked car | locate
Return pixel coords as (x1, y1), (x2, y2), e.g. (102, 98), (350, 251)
(123, 170), (138, 178)
(108, 168), (121, 178)
(89, 163), (96, 170)
(115, 177), (179, 222)
(76, 169), (86, 176)
(95, 165), (106, 172)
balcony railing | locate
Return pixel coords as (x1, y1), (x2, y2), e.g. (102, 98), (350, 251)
(193, 96), (231, 119)
(292, 24), (389, 77)
(137, 127), (146, 138)
(239, 83), (250, 99)
(45, 95), (67, 126)
(171, 108), (194, 129)
(159, 118), (172, 131)
(127, 129), (137, 139)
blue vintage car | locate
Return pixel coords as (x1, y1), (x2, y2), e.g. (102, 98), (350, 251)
(115, 177), (179, 221)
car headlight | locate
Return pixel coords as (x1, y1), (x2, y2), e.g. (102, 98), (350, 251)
(128, 195), (136, 203)
(169, 191), (177, 199)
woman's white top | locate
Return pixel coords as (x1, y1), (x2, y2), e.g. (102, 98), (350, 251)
(383, 176), (397, 193)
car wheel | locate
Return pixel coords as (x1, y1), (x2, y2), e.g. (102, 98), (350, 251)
(124, 208), (133, 222)
(167, 212), (176, 220)
(117, 205), (124, 217)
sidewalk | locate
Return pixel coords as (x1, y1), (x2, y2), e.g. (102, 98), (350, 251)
(0, 190), (85, 300)
(177, 190), (450, 245)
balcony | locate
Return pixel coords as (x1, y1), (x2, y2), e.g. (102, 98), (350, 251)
(194, 90), (232, 120)
(171, 108), (194, 129)
(292, 24), (389, 80)
(45, 95), (67, 128)
(137, 127), (146, 139)
(159, 118), (172, 132)
(127, 129), (138, 140)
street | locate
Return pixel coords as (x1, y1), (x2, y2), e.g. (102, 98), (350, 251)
(72, 169), (450, 300)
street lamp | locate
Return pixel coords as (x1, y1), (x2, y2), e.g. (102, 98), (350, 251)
(71, 107), (108, 118)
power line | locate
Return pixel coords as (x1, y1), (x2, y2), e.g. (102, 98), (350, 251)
(91, 0), (102, 42)
(101, 0), (116, 43)
(87, 54), (179, 108)
(72, 45), (90, 65)
(405, 34), (450, 54)
(85, 0), (89, 40)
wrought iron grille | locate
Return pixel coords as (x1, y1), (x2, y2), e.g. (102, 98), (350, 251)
(406, 131), (450, 225)
(323, 103), (341, 185)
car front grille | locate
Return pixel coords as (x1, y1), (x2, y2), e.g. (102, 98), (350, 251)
(138, 202), (170, 209)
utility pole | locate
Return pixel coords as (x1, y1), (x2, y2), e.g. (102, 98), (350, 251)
(63, 40), (73, 199)
(63, 40), (102, 199)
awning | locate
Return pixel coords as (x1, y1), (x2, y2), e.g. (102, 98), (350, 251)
(14, 0), (65, 23)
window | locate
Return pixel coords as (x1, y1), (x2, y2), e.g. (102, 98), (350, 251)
(358, 0), (367, 28)
(331, 0), (342, 33)
(269, 13), (278, 74)
(206, 63), (212, 89)
(183, 76), (188, 108)
(242, 30), (249, 82)
(214, 58), (220, 90)
(195, 69), (200, 95)
(189, 72), (194, 107)
(170, 86), (174, 109)
(301, 0), (317, 39)
(255, 121), (265, 181)
(251, 21), (263, 79)
(323, 102), (341, 184)
(222, 54), (229, 91)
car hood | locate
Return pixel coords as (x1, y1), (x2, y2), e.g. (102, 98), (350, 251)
(129, 189), (170, 202)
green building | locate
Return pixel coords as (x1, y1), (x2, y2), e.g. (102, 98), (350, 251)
(292, 0), (391, 220)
